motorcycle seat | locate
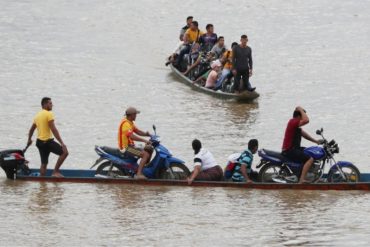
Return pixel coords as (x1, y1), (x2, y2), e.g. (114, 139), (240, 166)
(101, 146), (126, 159)
(262, 149), (289, 162)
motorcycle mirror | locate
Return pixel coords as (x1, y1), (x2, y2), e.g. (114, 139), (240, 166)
(316, 129), (322, 135)
(152, 125), (156, 134)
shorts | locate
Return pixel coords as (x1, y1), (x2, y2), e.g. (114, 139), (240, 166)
(125, 146), (143, 157)
(125, 145), (153, 158)
(36, 139), (63, 165)
(282, 147), (310, 164)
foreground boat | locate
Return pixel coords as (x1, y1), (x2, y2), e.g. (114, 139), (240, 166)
(170, 64), (259, 102)
(5, 168), (370, 191)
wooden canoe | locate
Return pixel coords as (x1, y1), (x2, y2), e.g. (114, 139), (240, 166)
(10, 168), (370, 191)
(169, 64), (260, 102)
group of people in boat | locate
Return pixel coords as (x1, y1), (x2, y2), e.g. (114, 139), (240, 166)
(166, 16), (256, 93)
(26, 97), (322, 184)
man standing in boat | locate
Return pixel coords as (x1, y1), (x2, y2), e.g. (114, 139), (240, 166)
(27, 97), (68, 177)
(232, 34), (255, 93)
(118, 107), (152, 179)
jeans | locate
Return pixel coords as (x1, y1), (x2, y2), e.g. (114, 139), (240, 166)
(175, 44), (191, 68)
(214, 68), (231, 90)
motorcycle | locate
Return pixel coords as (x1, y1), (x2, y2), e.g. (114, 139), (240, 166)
(257, 128), (361, 183)
(91, 125), (190, 179)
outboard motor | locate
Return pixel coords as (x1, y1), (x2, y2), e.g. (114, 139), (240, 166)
(0, 149), (30, 179)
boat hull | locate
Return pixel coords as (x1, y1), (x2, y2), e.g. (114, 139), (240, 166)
(10, 169), (370, 191)
(170, 65), (259, 102)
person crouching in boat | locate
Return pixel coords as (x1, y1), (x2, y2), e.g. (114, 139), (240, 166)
(187, 139), (223, 185)
(118, 107), (153, 179)
(231, 139), (259, 183)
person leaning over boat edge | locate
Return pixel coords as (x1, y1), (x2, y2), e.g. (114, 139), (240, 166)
(27, 97), (68, 177)
(231, 139), (259, 183)
(281, 106), (322, 183)
(118, 107), (152, 179)
(187, 139), (223, 185)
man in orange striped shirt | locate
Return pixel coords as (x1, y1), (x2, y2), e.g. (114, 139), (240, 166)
(118, 107), (152, 179)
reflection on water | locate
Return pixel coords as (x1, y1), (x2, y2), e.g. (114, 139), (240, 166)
(1, 181), (370, 246)
(28, 183), (65, 213)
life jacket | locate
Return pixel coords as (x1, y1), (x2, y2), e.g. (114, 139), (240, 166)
(118, 118), (135, 149)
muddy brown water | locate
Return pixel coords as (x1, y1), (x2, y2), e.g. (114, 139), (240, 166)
(1, 0), (370, 246)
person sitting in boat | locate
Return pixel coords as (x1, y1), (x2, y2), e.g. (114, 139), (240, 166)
(166, 35), (189, 67)
(179, 16), (193, 41)
(187, 139), (223, 185)
(118, 107), (153, 179)
(184, 42), (201, 75)
(205, 60), (222, 89)
(183, 50), (214, 81)
(231, 139), (259, 183)
(175, 21), (204, 71)
(210, 36), (226, 59)
(198, 24), (217, 52)
(214, 42), (238, 91)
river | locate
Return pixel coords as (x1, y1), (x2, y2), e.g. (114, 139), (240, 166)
(1, 0), (370, 246)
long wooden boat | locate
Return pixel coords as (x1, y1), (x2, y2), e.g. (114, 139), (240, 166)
(170, 64), (260, 102)
(7, 168), (370, 191)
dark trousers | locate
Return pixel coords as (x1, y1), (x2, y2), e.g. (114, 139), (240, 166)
(175, 44), (191, 69)
(235, 69), (252, 91)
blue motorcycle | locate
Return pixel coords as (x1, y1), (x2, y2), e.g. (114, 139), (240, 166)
(257, 128), (360, 183)
(90, 125), (190, 179)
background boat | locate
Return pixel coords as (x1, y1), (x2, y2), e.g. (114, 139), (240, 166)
(170, 64), (260, 102)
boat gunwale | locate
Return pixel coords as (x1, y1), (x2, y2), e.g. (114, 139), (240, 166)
(13, 174), (370, 191)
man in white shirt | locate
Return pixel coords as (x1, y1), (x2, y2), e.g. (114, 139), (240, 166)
(187, 139), (223, 185)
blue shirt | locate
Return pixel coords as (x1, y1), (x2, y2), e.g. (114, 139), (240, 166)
(232, 149), (253, 182)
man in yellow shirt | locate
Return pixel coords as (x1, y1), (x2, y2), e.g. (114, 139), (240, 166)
(27, 97), (68, 177)
(175, 21), (204, 71)
(118, 107), (152, 179)
(184, 21), (204, 43)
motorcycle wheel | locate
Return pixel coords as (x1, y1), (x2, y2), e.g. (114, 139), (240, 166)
(327, 164), (360, 183)
(95, 161), (129, 178)
(258, 163), (291, 183)
(158, 163), (190, 180)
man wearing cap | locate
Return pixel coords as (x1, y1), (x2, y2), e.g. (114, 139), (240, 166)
(118, 107), (152, 179)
